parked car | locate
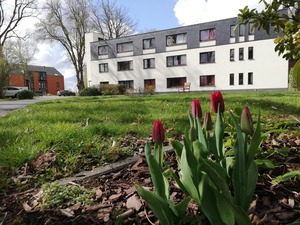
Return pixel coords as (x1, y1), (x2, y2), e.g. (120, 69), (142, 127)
(57, 90), (76, 96)
(3, 86), (23, 97)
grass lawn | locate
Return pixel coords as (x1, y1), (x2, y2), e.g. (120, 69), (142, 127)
(0, 91), (299, 190)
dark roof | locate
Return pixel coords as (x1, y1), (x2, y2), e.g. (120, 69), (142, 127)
(27, 65), (63, 77)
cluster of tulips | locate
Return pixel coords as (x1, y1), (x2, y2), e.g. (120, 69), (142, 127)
(136, 91), (261, 225)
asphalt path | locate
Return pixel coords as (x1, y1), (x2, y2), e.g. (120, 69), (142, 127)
(0, 96), (69, 117)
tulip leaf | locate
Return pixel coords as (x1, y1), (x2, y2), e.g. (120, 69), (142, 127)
(246, 112), (261, 169)
(171, 140), (183, 160)
(174, 197), (191, 221)
(245, 161), (258, 209)
(199, 175), (228, 225)
(214, 110), (225, 162)
(179, 144), (201, 204)
(135, 185), (175, 225)
(196, 117), (208, 149)
(164, 164), (189, 195)
(144, 143), (168, 200)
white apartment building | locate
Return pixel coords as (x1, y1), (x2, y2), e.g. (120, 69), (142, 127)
(85, 16), (290, 93)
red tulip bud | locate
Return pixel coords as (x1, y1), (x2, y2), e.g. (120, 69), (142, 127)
(203, 112), (213, 130)
(240, 107), (254, 135)
(210, 91), (225, 113)
(191, 99), (202, 119)
(152, 120), (165, 144)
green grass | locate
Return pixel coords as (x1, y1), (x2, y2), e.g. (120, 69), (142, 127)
(0, 91), (299, 188)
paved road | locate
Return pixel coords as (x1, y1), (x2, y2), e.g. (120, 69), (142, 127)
(0, 96), (68, 117)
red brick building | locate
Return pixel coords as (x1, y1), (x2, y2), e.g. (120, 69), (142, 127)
(9, 65), (64, 95)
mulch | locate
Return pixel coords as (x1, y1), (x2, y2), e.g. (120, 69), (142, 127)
(0, 131), (300, 225)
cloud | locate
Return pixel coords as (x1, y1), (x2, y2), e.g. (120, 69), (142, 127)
(174, 0), (264, 25)
(32, 43), (77, 91)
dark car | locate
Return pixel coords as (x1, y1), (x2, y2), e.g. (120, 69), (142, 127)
(57, 90), (76, 96)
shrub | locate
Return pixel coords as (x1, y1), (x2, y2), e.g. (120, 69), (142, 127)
(100, 84), (126, 95)
(144, 85), (155, 95)
(79, 87), (102, 96)
(17, 90), (34, 99)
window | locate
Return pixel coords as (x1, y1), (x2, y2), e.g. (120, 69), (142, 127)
(166, 33), (187, 46)
(239, 48), (244, 60)
(230, 73), (234, 85)
(200, 75), (215, 87)
(239, 24), (245, 36)
(248, 47), (254, 59)
(117, 61), (133, 71)
(248, 72), (253, 85)
(99, 63), (109, 73)
(249, 22), (255, 35)
(100, 82), (109, 85)
(118, 80), (134, 89)
(143, 58), (155, 69)
(144, 79), (155, 88)
(98, 46), (109, 55)
(167, 77), (186, 88)
(200, 28), (216, 41)
(239, 73), (244, 85)
(166, 55), (187, 67)
(39, 72), (46, 80)
(230, 25), (235, 37)
(200, 51), (215, 64)
(39, 81), (46, 90)
(143, 38), (155, 49)
(56, 82), (60, 88)
(230, 49), (235, 61)
(117, 42), (133, 53)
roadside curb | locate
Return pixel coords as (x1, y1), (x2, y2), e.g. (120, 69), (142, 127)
(58, 144), (174, 186)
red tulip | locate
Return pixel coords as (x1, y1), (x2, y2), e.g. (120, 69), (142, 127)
(240, 107), (254, 135)
(203, 112), (213, 130)
(191, 99), (202, 119)
(210, 91), (225, 113)
(152, 120), (165, 144)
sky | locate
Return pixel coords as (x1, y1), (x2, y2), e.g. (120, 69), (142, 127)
(28, 0), (263, 91)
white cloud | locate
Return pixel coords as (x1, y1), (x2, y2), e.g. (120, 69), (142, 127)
(31, 43), (77, 91)
(174, 0), (264, 25)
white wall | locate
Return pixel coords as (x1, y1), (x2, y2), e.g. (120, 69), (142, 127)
(88, 38), (288, 92)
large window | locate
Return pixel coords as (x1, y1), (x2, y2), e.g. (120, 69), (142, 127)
(239, 48), (244, 60)
(200, 51), (215, 64)
(117, 42), (133, 53)
(230, 73), (234, 85)
(167, 77), (186, 88)
(98, 46), (109, 55)
(230, 49), (235, 61)
(249, 22), (255, 35)
(239, 73), (244, 85)
(166, 33), (187, 46)
(117, 61), (133, 71)
(248, 47), (254, 59)
(200, 75), (215, 87)
(248, 72), (253, 85)
(39, 72), (46, 80)
(230, 25), (235, 37)
(143, 38), (155, 49)
(239, 24), (245, 36)
(167, 55), (186, 67)
(99, 63), (108, 73)
(144, 79), (155, 88)
(118, 80), (134, 89)
(143, 58), (155, 69)
(200, 28), (216, 41)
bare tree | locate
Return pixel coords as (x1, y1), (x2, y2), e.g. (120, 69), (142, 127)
(36, 0), (89, 91)
(0, 0), (37, 98)
(89, 0), (136, 39)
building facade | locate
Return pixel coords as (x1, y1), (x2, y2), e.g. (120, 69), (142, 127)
(9, 65), (64, 95)
(86, 16), (289, 93)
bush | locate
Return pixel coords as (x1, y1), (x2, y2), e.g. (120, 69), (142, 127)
(144, 85), (155, 95)
(17, 90), (34, 99)
(79, 87), (102, 96)
(100, 84), (126, 95)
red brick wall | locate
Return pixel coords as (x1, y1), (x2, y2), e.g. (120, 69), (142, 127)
(9, 74), (26, 87)
(47, 76), (65, 95)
